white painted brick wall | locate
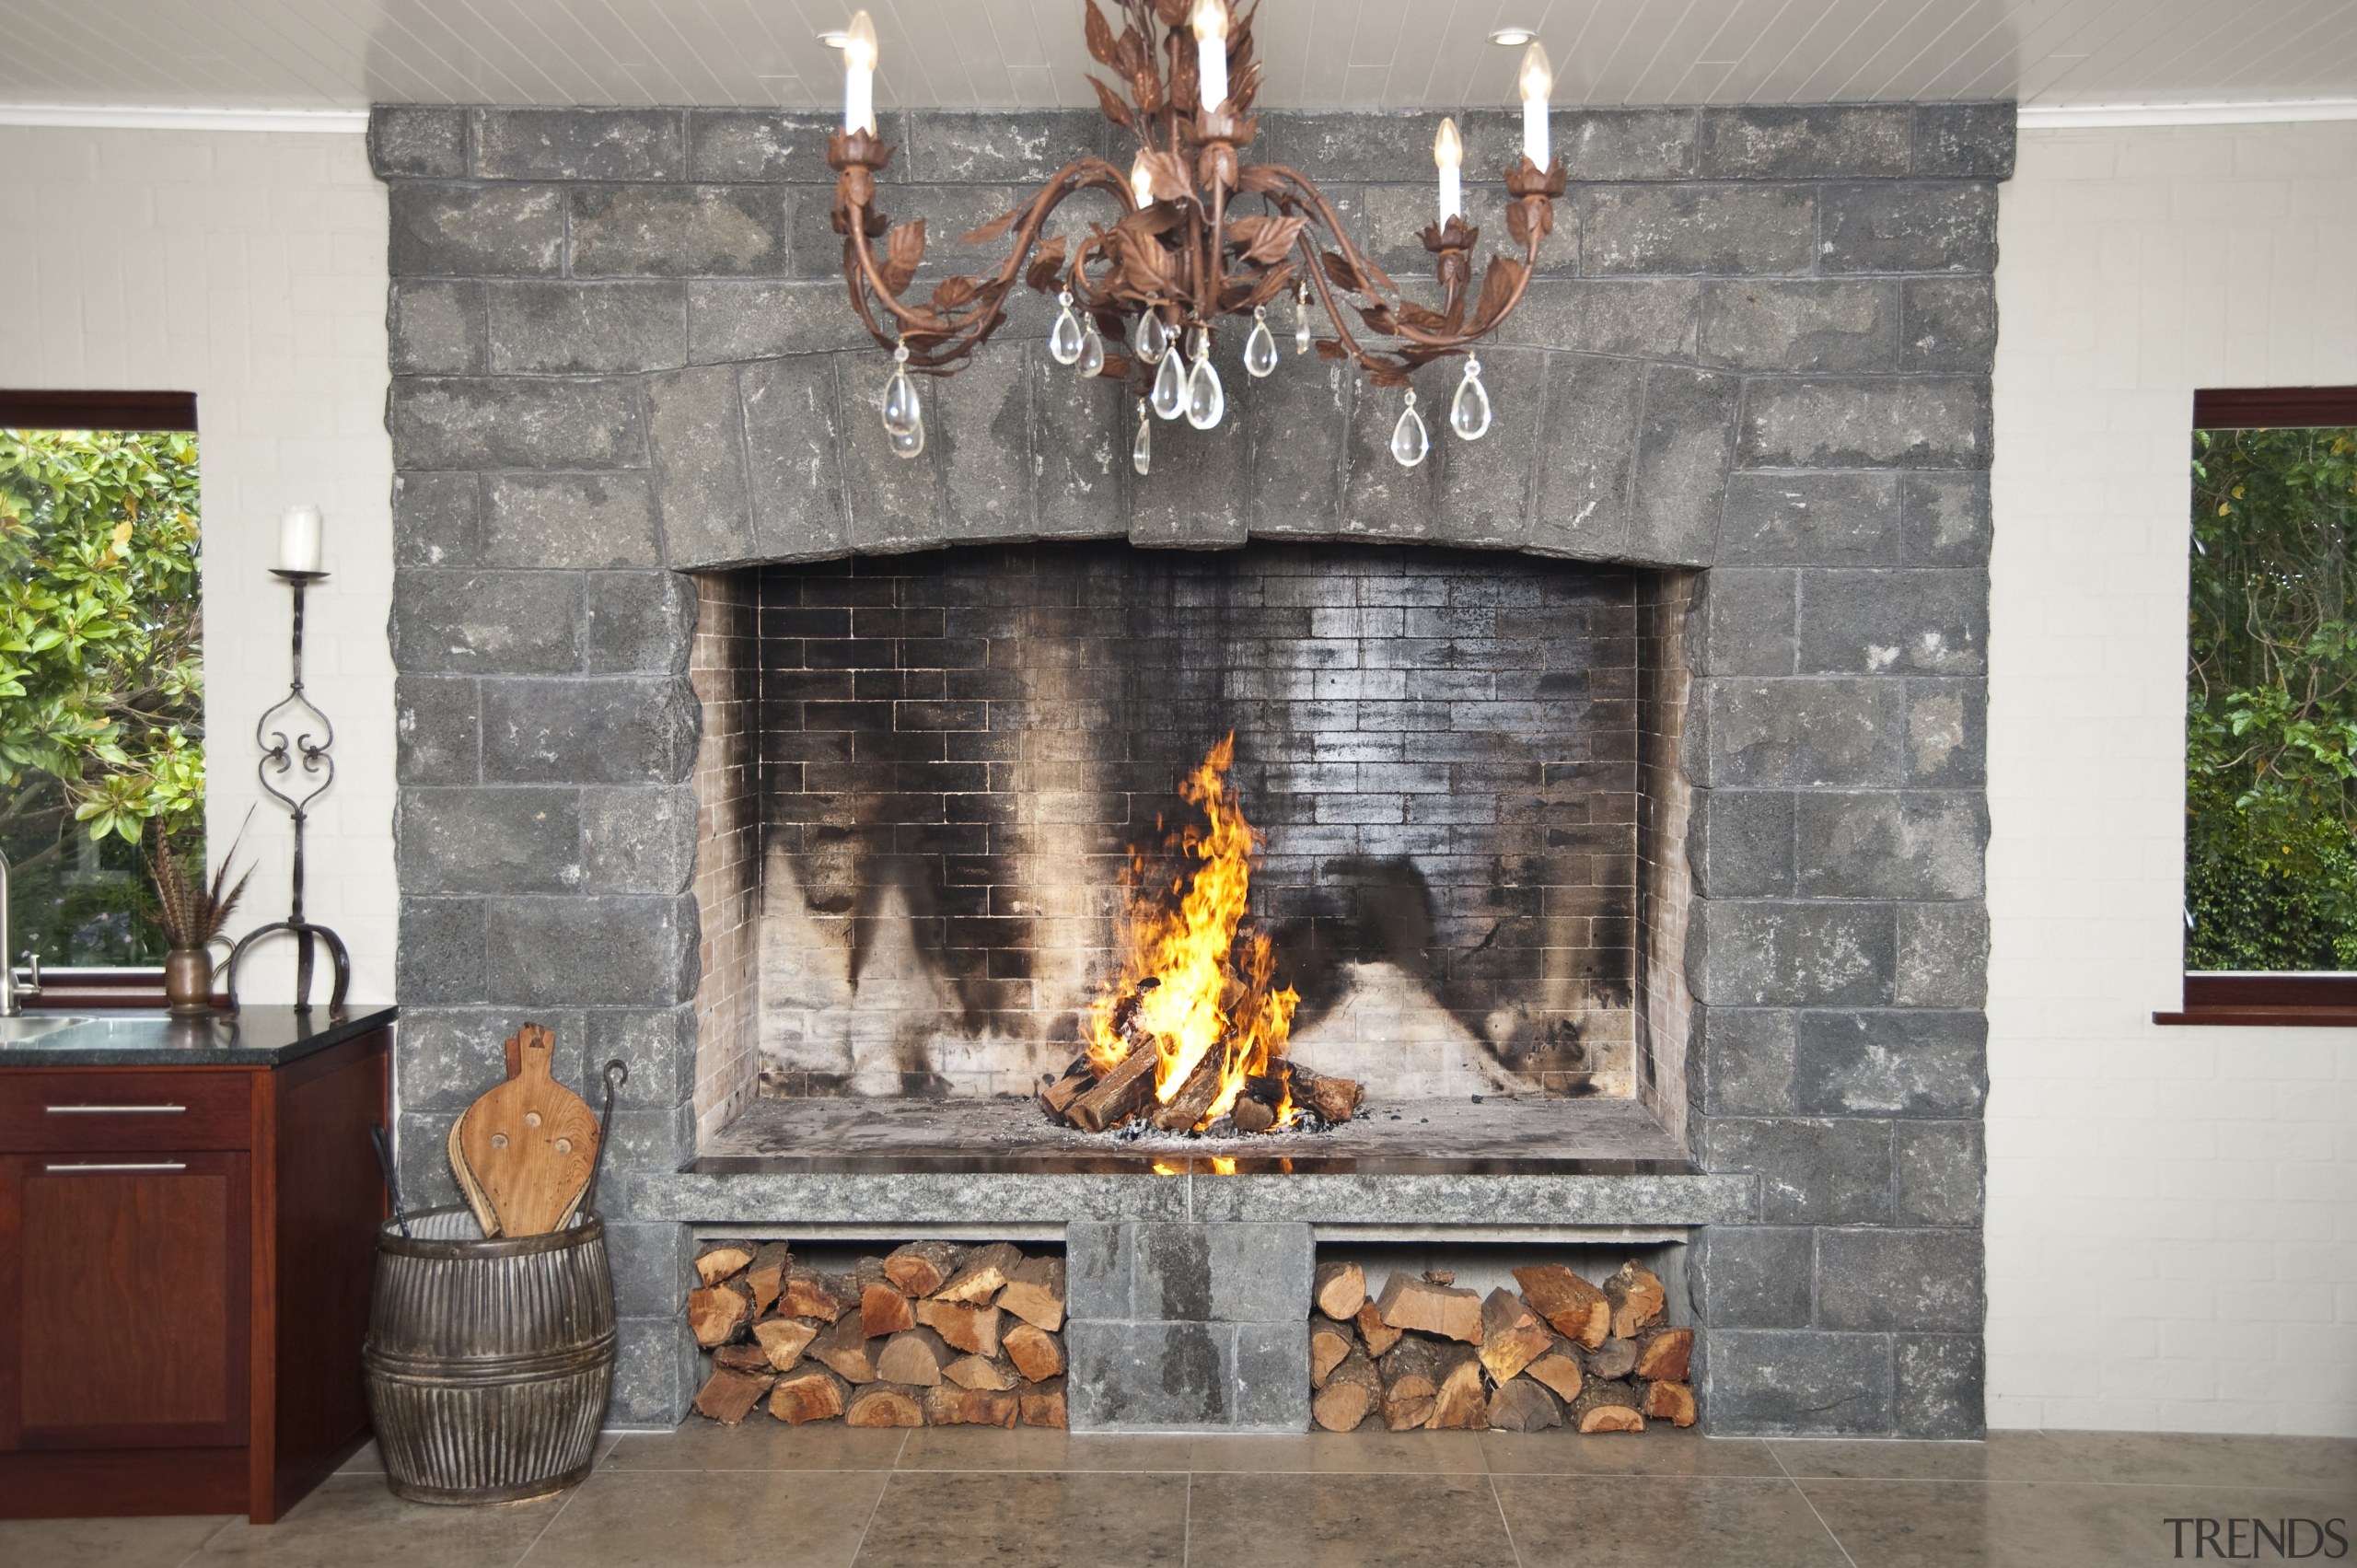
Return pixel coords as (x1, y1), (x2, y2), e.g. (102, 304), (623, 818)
(0, 126), (396, 1005)
(1989, 120), (2357, 1435)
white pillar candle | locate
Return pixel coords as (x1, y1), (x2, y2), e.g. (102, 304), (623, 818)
(1190, 0), (1229, 112)
(1434, 117), (1463, 223)
(842, 9), (878, 135)
(1519, 42), (1553, 169)
(277, 505), (322, 575)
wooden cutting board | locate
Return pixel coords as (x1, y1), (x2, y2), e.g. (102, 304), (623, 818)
(454, 1023), (598, 1237)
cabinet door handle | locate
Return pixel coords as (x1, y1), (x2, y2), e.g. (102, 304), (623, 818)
(45, 1103), (188, 1114)
(42, 1161), (190, 1173)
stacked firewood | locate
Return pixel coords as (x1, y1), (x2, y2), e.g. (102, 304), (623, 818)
(685, 1240), (1068, 1429)
(1308, 1260), (1696, 1434)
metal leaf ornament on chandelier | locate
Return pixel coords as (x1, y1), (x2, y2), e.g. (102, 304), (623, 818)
(824, 3), (1564, 467)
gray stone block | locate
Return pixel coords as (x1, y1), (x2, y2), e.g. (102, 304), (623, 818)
(1251, 113), (1447, 181)
(398, 896), (486, 1005)
(482, 473), (661, 570)
(1530, 354), (1644, 557)
(1905, 679), (1986, 786)
(1233, 1320), (1313, 1430)
(484, 893), (700, 1007)
(473, 108), (684, 180)
(609, 1317), (699, 1426)
(687, 279), (877, 362)
(1697, 1006), (1798, 1116)
(572, 185), (784, 277)
(1709, 1330), (1894, 1434)
(1032, 350), (1134, 542)
(1698, 107), (1913, 179)
(1912, 103), (2016, 180)
(582, 785), (699, 896)
(1900, 278), (1998, 373)
(1360, 181), (1511, 280)
(1691, 1225), (1813, 1328)
(1821, 182), (1999, 275)
(1896, 901), (1990, 1009)
(604, 1221), (694, 1319)
(601, 1101), (699, 1176)
(1699, 280), (1899, 373)
(1818, 1228), (1983, 1331)
(389, 184), (566, 278)
(479, 676), (700, 784)
(1432, 350), (1545, 549)
(1240, 350), (1353, 542)
(390, 570), (584, 676)
(1719, 472), (1899, 566)
(1210, 1225), (1316, 1323)
(1580, 184), (1816, 276)
(1065, 1222), (1131, 1319)
(645, 365), (755, 567)
(1629, 363), (1737, 563)
(395, 1007), (585, 1114)
(1131, 1222), (1213, 1319)
(1557, 109), (1700, 180)
(392, 470), (481, 569)
(739, 354), (850, 563)
(389, 377), (646, 470)
(586, 572), (697, 675)
(368, 106), (466, 180)
(906, 110), (1107, 182)
(389, 280), (487, 375)
(1690, 788), (1795, 897)
(586, 1005), (700, 1108)
(787, 182), (1016, 283)
(687, 110), (847, 181)
(1896, 1120), (1984, 1227)
(486, 281), (689, 374)
(395, 786), (583, 896)
(1066, 1319), (1229, 1429)
(1795, 791), (1986, 900)
(1740, 377), (1991, 470)
(395, 674), (480, 786)
(1703, 1116), (1893, 1225)
(1792, 1010), (1987, 1117)
(1696, 678), (1905, 787)
(1690, 900), (1896, 1007)
(1133, 384), (1251, 548)
(395, 1109), (461, 1209)
(936, 343), (1037, 541)
(1896, 1332), (1985, 1439)
(1494, 279), (1701, 356)
(1899, 474), (1991, 567)
(1694, 568), (1796, 677)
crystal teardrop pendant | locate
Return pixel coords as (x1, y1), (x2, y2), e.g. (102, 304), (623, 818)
(1135, 311), (1169, 366)
(1186, 353), (1225, 430)
(1151, 348), (1186, 420)
(1049, 291), (1085, 366)
(1244, 308), (1279, 378)
(1390, 390), (1430, 469)
(1132, 400), (1152, 477)
(1294, 285), (1313, 355)
(880, 345), (922, 439)
(1078, 319), (1107, 377)
(1449, 357), (1492, 441)
(889, 417), (925, 459)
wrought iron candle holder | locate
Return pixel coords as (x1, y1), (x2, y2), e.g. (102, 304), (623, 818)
(224, 568), (350, 1014)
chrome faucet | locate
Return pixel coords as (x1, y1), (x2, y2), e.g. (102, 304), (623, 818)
(0, 849), (40, 1016)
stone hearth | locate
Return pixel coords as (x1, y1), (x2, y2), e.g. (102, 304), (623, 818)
(378, 101), (2003, 1436)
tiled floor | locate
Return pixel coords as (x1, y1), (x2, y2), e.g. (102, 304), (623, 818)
(6, 1427), (2351, 1567)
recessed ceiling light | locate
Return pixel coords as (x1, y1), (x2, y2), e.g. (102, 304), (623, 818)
(818, 29), (850, 49)
(1489, 26), (1538, 47)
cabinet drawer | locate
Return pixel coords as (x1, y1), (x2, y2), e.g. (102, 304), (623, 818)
(0, 1072), (253, 1153)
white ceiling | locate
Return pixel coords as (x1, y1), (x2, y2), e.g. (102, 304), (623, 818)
(2, 0), (2354, 114)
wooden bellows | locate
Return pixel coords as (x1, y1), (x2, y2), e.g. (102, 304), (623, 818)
(449, 1023), (599, 1237)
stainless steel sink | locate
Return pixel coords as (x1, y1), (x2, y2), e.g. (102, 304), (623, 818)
(0, 1014), (95, 1042)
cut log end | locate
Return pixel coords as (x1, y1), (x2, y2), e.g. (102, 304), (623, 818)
(692, 1366), (772, 1425)
(1642, 1380), (1697, 1428)
(1313, 1260), (1367, 1321)
(1375, 1272), (1485, 1344)
(844, 1384), (926, 1428)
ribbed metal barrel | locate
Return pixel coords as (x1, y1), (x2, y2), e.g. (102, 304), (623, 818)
(364, 1206), (616, 1504)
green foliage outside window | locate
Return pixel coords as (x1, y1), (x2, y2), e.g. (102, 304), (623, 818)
(0, 429), (204, 963)
(2186, 425), (2357, 970)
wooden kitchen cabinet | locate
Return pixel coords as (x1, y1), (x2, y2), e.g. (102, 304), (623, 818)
(0, 1011), (393, 1522)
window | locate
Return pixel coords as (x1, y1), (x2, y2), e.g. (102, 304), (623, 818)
(2164, 387), (2357, 1025)
(0, 389), (203, 972)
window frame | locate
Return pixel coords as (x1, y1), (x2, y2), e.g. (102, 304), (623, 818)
(2162, 384), (2357, 1026)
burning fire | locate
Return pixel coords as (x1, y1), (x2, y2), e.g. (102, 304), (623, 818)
(1084, 735), (1300, 1132)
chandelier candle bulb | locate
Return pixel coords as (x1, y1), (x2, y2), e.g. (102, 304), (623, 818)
(277, 505), (322, 575)
(1191, 0), (1229, 111)
(1434, 117), (1463, 224)
(842, 9), (877, 135)
(1130, 151), (1155, 208)
(1519, 41), (1552, 168)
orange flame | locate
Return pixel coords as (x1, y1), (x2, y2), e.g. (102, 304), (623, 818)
(1085, 734), (1299, 1132)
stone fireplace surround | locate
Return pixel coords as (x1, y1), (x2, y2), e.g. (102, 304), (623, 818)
(376, 99), (2003, 1436)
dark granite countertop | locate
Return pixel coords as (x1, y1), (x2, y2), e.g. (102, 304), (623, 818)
(0, 1005), (397, 1068)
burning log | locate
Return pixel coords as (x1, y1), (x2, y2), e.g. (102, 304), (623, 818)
(1149, 1056), (1227, 1131)
(1291, 1066), (1364, 1126)
(1065, 1048), (1159, 1133)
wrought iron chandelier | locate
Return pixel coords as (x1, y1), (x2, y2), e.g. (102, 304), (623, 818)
(824, 1), (1563, 473)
